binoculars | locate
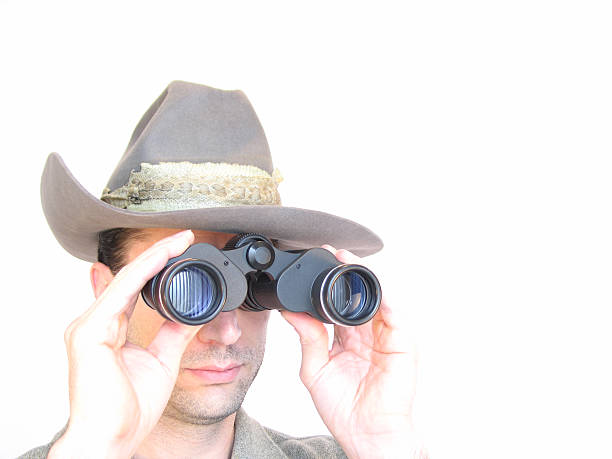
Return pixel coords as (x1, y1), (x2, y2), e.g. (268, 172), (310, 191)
(142, 233), (381, 326)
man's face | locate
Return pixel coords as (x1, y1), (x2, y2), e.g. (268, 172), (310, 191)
(122, 228), (270, 425)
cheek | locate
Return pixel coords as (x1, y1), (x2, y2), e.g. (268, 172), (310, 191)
(127, 297), (166, 347)
(237, 310), (270, 344)
(126, 305), (271, 348)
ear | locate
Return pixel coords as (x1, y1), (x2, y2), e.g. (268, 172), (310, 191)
(90, 262), (114, 299)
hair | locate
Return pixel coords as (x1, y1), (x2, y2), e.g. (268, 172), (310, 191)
(97, 227), (146, 275)
(98, 228), (280, 276)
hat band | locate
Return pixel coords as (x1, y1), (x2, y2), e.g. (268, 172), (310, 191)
(101, 161), (283, 212)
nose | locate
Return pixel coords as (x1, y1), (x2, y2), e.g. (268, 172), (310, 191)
(196, 310), (242, 345)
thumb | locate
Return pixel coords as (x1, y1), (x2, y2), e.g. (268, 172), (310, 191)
(146, 321), (204, 377)
(280, 311), (330, 389)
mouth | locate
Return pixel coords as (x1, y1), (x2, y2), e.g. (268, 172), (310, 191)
(184, 363), (243, 384)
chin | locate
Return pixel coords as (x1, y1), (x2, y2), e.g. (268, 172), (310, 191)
(164, 374), (253, 425)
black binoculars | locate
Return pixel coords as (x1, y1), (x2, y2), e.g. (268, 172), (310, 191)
(142, 233), (381, 326)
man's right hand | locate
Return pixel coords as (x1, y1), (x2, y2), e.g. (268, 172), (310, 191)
(49, 230), (201, 458)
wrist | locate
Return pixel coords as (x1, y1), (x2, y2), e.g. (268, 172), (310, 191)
(48, 428), (135, 459)
(346, 443), (429, 459)
(342, 430), (428, 459)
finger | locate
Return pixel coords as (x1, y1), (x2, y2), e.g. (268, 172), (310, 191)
(93, 230), (194, 322)
(370, 300), (415, 352)
(66, 230), (194, 350)
(280, 310), (330, 389)
(321, 244), (337, 254)
(329, 326), (346, 358)
(147, 321), (204, 377)
(377, 295), (403, 331)
(327, 247), (403, 331)
(333, 247), (364, 265)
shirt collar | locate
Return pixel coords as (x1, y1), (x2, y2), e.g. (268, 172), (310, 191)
(231, 408), (287, 459)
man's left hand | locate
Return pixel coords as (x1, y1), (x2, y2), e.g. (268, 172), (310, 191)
(281, 246), (426, 459)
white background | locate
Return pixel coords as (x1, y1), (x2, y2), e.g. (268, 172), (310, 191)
(1, 1), (611, 458)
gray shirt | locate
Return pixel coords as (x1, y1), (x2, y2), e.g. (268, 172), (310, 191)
(17, 409), (347, 459)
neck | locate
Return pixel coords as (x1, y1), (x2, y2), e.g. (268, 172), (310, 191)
(134, 412), (237, 459)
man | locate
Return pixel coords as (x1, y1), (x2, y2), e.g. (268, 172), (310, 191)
(21, 81), (426, 458)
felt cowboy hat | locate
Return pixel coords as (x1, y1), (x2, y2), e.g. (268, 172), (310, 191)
(41, 81), (383, 262)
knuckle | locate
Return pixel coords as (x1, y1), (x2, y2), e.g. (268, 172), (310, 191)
(63, 316), (82, 347)
(66, 324), (85, 349)
(63, 322), (74, 346)
(65, 318), (95, 351)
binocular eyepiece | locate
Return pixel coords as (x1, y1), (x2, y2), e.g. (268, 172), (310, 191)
(142, 233), (381, 326)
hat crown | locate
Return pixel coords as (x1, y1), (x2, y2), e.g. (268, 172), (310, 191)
(106, 81), (274, 191)
(40, 80), (383, 263)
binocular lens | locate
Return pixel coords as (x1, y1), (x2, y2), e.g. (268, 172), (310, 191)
(168, 265), (219, 320)
(330, 271), (370, 320)
(142, 260), (227, 325)
(319, 265), (381, 326)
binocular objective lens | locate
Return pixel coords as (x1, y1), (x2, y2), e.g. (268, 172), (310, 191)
(167, 264), (221, 321)
(330, 272), (369, 320)
(319, 265), (381, 326)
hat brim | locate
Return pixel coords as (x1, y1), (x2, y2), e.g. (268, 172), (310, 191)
(41, 153), (383, 262)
